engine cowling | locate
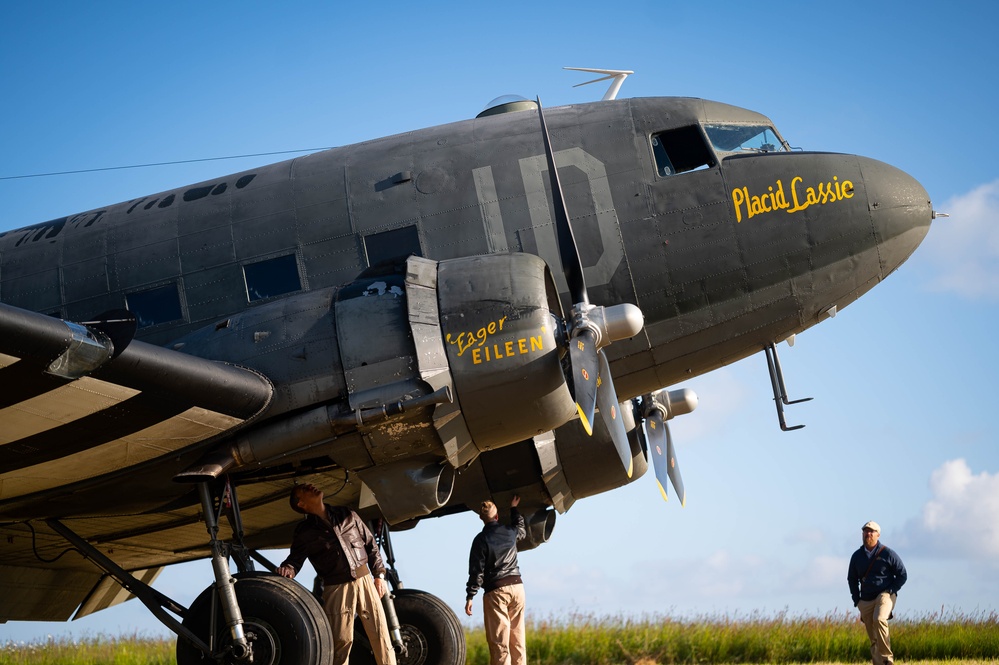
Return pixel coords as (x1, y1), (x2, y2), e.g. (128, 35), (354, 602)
(334, 253), (574, 462)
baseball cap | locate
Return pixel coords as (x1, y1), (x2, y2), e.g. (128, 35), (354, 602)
(862, 521), (881, 533)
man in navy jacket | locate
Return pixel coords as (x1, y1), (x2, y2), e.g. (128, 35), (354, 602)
(465, 495), (527, 665)
(847, 521), (908, 665)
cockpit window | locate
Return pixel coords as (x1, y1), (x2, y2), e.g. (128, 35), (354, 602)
(704, 124), (787, 154)
(651, 126), (716, 177)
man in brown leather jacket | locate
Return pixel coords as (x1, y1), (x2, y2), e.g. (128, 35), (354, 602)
(277, 484), (396, 665)
(465, 495), (527, 665)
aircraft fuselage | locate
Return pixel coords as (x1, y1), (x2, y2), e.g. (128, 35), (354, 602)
(0, 95), (932, 551)
(0, 97), (931, 407)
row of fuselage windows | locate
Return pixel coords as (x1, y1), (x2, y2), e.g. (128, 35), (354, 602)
(120, 126), (748, 329)
(123, 225), (423, 329)
(119, 125), (753, 331)
(120, 127), (714, 330)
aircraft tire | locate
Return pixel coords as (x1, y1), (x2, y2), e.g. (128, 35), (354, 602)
(348, 588), (464, 665)
(176, 572), (333, 665)
(392, 588), (466, 665)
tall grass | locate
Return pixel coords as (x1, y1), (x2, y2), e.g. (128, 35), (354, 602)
(466, 609), (999, 665)
(0, 634), (174, 665)
(3, 611), (997, 664)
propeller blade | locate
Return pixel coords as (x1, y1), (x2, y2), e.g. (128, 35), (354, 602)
(536, 97), (588, 307)
(595, 350), (633, 478)
(569, 327), (600, 435)
(665, 423), (686, 507)
(645, 408), (670, 502)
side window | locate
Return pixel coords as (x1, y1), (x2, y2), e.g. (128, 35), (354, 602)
(243, 253), (302, 302)
(364, 225), (422, 266)
(651, 126), (716, 177)
(126, 283), (183, 328)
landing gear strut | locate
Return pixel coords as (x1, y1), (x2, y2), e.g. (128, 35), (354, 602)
(47, 475), (463, 665)
(348, 522), (466, 665)
(197, 480), (250, 660)
(176, 478), (333, 664)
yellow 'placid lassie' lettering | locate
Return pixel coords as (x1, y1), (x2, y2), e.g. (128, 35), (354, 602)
(732, 175), (853, 222)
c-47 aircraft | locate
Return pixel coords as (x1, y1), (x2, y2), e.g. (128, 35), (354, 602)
(0, 69), (937, 664)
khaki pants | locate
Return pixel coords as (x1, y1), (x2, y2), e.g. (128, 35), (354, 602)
(322, 575), (396, 665)
(483, 583), (526, 665)
(857, 592), (897, 665)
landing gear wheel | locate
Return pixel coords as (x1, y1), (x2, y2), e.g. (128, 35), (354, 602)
(393, 589), (465, 665)
(176, 572), (333, 665)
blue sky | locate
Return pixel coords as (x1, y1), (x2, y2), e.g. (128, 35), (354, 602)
(2, 1), (998, 644)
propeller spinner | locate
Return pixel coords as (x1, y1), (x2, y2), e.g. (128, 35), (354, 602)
(635, 389), (698, 504)
(536, 98), (643, 477)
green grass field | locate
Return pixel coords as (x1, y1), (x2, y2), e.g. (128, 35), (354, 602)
(2, 611), (997, 664)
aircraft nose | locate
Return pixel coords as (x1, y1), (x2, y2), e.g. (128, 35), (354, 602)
(859, 157), (934, 276)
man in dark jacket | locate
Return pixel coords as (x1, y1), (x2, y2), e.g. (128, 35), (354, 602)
(465, 495), (527, 665)
(277, 484), (396, 665)
(847, 520), (908, 665)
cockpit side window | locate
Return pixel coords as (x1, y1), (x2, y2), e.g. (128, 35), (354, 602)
(704, 124), (787, 155)
(651, 126), (716, 177)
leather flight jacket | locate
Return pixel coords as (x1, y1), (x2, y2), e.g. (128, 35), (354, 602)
(466, 508), (526, 600)
(280, 504), (386, 586)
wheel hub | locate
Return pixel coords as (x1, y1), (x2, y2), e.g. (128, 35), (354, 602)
(243, 621), (280, 665)
(397, 624), (429, 665)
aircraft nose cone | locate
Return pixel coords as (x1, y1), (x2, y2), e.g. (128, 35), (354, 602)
(860, 157), (933, 276)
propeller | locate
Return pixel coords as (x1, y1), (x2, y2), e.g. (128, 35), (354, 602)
(635, 389), (697, 504)
(536, 98), (643, 477)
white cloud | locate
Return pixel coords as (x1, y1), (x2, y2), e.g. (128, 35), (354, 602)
(784, 555), (848, 593)
(789, 528), (829, 547)
(922, 179), (999, 299)
(671, 367), (751, 441)
(901, 459), (999, 561)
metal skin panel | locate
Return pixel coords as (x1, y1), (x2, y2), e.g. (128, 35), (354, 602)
(0, 565), (102, 621)
(334, 268), (417, 400)
(173, 286), (344, 414)
(75, 567), (163, 619)
(404, 257), (476, 468)
(178, 224), (237, 274)
(345, 138), (419, 236)
(333, 265), (444, 467)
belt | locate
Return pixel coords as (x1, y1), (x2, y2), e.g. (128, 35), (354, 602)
(485, 575), (522, 593)
(322, 563), (370, 587)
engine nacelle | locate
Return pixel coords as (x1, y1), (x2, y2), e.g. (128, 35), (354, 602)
(334, 254), (575, 466)
(329, 254), (574, 520)
(179, 254), (575, 523)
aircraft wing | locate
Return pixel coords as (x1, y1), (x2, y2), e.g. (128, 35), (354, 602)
(0, 301), (277, 621)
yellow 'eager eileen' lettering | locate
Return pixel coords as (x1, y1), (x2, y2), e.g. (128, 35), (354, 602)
(445, 316), (508, 357)
(470, 334), (545, 365)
